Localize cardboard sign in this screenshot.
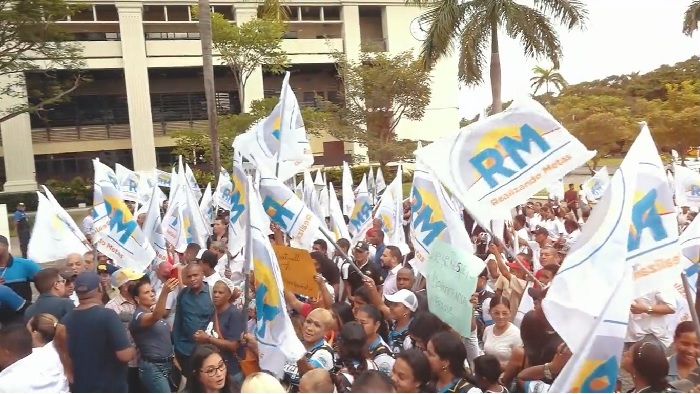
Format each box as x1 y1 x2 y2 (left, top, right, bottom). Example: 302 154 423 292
272 244 319 298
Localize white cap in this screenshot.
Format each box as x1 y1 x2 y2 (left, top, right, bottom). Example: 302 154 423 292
384 289 418 312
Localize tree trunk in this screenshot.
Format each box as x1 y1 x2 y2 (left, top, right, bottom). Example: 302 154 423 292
489 22 503 114
236 71 246 113
198 0 221 173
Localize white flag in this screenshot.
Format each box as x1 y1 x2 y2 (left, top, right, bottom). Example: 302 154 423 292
342 161 355 216
674 164 700 208
582 166 610 202
29 192 90 263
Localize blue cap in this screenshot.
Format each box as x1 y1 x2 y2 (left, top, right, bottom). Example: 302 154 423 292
74 271 100 294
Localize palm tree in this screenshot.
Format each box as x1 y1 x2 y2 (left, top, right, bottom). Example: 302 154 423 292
412 0 587 114
197 0 221 173
530 65 567 95
682 0 700 36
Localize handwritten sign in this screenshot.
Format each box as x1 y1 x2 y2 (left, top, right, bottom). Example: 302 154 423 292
426 240 485 337
272 244 319 298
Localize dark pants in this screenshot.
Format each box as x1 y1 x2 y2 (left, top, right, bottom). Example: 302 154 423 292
175 351 191 380
19 235 29 259
128 367 145 393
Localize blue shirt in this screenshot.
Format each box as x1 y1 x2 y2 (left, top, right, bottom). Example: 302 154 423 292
0 285 25 311
13 210 29 234
173 286 214 356
0 255 40 302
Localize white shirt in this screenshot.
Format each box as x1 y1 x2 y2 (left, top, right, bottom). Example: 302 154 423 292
526 214 542 233
485 253 507 290
81 215 94 236
482 323 523 363
226 252 246 286
542 218 565 237
565 229 582 247
69 292 79 306
382 264 402 296
626 288 677 347
204 271 223 299
0 342 70 392
578 190 588 205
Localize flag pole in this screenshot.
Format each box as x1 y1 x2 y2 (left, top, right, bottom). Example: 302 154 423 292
243 175 254 330
317 225 365 277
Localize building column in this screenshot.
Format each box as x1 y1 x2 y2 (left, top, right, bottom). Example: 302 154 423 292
117 2 157 171
235 5 264 113
0 74 38 192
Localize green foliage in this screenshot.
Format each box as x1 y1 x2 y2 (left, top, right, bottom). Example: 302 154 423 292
172 97 342 170
194 6 289 111
530 65 567 95
0 0 87 122
0 177 92 210
683 0 700 36
326 49 431 167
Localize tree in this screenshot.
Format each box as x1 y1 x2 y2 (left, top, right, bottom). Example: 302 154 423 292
640 81 700 162
205 9 288 112
172 97 341 171
683 0 700 36
530 65 567 95
0 0 85 123
411 0 587 114
326 50 431 169
548 94 637 174
197 0 221 174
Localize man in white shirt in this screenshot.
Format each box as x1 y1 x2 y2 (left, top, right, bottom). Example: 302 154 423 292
197 250 222 298
380 246 402 296
82 208 94 242
626 287 677 350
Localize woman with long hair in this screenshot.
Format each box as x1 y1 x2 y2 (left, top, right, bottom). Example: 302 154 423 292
392 348 432 393
184 345 236 393
334 321 378 392
482 297 521 368
129 278 179 393
622 341 673 393
26 313 70 393
426 331 481 393
408 311 451 351
356 304 394 375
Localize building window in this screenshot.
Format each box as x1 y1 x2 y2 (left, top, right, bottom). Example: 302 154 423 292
145 32 200 40
71 6 96 21
143 5 166 21
212 5 234 20
166 5 190 21
300 6 321 21
322 7 340 21
94 5 119 21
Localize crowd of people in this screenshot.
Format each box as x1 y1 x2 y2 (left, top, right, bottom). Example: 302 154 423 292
0 188 698 394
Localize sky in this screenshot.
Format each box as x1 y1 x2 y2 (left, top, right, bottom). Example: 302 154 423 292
458 0 700 118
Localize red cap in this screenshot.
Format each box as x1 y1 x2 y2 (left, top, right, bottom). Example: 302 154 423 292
507 259 532 272
366 229 376 237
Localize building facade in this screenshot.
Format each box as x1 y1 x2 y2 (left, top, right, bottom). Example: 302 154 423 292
0 0 459 191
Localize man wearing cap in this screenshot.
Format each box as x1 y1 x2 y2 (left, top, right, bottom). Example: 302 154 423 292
59 269 80 306
0 234 40 325
105 268 146 392
12 203 30 259
97 263 118 303
56 271 135 392
345 241 384 300
25 268 75 320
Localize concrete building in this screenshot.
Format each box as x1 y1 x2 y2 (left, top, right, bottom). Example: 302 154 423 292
0 0 459 191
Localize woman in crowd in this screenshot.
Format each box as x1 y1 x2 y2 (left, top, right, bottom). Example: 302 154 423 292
334 321 378 392
385 289 418 353
26 313 70 393
392 348 432 393
241 371 286 393
426 331 482 393
185 345 237 393
194 278 247 385
482 297 522 368
351 285 376 316
622 341 673 393
281 308 335 392
356 304 395 375
129 278 179 393
329 302 355 347
408 311 452 352
667 321 700 382
473 355 508 393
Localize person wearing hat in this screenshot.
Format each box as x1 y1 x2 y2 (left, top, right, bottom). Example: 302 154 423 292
59 269 79 306
25 268 75 321
105 268 146 392
12 202 30 259
0 234 40 326
97 263 118 303
56 271 136 392
345 241 384 300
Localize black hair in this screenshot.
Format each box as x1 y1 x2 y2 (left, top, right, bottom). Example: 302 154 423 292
520 311 561 366
632 341 669 392
310 251 340 286
358 304 389 343
675 321 696 339
473 354 502 385
337 238 351 251
334 321 371 392
350 370 395 393
0 324 33 367
385 245 402 263
185 345 234 393
396 348 432 391
353 285 375 305
34 268 61 294
408 312 450 349
540 264 560 276
489 295 511 311
332 302 355 326
313 239 328 251
428 331 472 382
129 280 150 301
